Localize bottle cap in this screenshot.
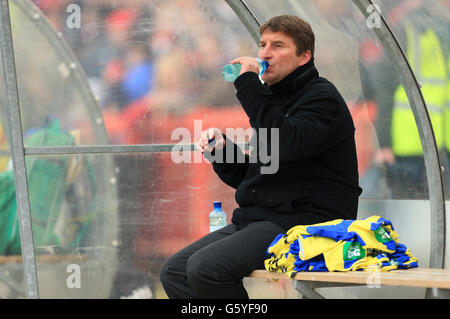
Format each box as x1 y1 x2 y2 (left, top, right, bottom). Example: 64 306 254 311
256 58 269 75
213 201 222 209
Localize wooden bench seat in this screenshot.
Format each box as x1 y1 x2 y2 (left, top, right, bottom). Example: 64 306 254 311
248 268 450 298
0 254 87 265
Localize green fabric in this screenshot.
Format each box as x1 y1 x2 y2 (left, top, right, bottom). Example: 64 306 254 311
0 170 18 254
0 119 76 255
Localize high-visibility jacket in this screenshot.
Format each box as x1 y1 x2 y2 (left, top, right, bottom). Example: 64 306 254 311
391 24 447 156
445 55 450 153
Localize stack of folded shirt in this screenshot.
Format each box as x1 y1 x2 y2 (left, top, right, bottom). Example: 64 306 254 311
265 215 418 278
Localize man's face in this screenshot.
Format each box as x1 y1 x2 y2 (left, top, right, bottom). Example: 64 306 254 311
258 30 308 85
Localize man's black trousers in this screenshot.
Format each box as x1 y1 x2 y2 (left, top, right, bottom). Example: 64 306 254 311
159 221 285 299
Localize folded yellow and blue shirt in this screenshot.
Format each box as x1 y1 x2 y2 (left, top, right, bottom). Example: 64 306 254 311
265 216 418 277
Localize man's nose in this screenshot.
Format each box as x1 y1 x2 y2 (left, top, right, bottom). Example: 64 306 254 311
259 47 272 61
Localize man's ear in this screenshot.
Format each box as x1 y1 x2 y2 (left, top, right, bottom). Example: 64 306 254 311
298 50 312 66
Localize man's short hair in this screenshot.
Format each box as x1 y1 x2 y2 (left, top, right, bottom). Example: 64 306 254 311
259 15 315 57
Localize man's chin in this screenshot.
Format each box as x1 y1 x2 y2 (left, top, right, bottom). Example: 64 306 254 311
261 75 273 85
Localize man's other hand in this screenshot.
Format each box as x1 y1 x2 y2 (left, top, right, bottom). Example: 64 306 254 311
195 128 226 154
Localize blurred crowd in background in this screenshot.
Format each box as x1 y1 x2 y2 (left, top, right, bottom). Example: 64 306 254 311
32 0 252 120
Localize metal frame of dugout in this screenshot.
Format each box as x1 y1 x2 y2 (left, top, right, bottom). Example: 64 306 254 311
0 0 446 298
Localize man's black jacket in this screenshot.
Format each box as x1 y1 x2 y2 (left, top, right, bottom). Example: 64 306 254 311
206 59 362 231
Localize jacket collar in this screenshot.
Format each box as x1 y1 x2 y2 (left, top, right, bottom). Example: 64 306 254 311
267 58 318 96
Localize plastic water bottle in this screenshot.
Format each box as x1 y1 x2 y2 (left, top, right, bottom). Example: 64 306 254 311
209 201 227 233
222 58 269 82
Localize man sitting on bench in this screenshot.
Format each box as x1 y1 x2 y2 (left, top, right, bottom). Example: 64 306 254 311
160 14 362 299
